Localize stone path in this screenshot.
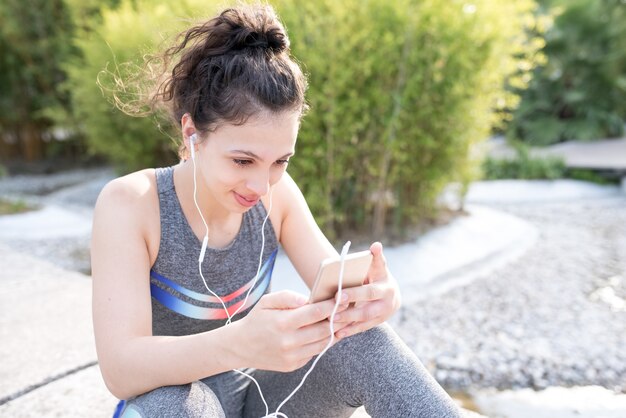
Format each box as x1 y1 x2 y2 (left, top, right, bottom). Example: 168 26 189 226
392 194 626 393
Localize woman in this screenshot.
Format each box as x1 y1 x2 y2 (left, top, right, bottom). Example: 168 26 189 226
91 4 462 417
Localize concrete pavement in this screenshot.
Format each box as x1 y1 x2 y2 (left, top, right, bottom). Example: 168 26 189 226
0 243 117 416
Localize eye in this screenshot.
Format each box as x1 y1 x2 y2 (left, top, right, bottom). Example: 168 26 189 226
275 159 290 166
233 159 253 166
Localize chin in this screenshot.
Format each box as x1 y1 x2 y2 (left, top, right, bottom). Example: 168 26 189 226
235 205 254 213
226 199 255 213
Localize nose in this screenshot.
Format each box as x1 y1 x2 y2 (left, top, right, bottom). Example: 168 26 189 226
246 171 270 196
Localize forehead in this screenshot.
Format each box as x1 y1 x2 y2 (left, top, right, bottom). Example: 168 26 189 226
209 111 300 155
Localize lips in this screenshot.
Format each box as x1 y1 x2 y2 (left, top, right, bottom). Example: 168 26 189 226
233 192 259 208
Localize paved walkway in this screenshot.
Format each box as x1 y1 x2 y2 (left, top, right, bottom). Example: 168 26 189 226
1 167 625 417
0 244 116 416
540 137 626 172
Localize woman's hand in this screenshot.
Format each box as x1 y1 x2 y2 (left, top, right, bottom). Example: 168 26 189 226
332 242 401 339
230 290 350 372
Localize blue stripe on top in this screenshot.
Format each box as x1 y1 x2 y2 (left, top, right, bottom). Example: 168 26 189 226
150 249 277 320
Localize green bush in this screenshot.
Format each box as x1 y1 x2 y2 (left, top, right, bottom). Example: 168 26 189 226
482 141 566 180
275 0 542 237
508 0 626 145
566 168 617 185
66 0 542 238
63 0 213 171
0 198 35 215
482 144 617 184
0 0 74 161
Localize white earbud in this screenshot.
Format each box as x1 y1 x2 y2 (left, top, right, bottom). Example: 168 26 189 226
189 133 198 160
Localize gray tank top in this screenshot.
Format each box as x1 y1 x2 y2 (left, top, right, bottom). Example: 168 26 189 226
150 166 278 336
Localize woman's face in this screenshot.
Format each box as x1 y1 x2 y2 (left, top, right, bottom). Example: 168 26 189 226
194 110 300 213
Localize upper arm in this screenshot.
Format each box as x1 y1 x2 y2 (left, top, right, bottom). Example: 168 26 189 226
273 173 338 289
91 173 157 381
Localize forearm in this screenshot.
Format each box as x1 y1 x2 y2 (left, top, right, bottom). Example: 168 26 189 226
99 324 243 400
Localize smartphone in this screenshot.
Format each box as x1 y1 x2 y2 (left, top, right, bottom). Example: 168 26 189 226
308 250 373 303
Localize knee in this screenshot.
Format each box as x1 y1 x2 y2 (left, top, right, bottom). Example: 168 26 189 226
122 382 225 418
331 323 417 368
337 323 399 351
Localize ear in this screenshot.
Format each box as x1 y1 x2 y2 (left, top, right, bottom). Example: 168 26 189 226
181 113 197 157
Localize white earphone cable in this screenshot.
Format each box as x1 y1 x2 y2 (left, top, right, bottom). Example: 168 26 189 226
226 187 273 325
190 136 231 319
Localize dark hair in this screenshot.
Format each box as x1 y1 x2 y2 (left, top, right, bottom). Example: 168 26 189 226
151 4 307 150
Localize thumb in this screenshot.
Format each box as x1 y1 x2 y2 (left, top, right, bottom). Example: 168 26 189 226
367 242 388 282
258 290 308 310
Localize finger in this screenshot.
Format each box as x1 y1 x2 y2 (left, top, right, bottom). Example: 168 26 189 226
288 299 342 327
370 241 383 257
336 318 382 339
295 318 349 345
331 320 350 334
367 242 388 283
337 302 350 313
332 300 386 323
337 282 391 304
294 329 343 361
259 290 308 310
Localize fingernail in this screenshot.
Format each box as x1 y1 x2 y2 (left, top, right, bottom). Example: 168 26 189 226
333 314 341 321
296 295 307 305
341 293 349 301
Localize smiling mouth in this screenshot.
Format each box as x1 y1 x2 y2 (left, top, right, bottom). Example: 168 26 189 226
234 192 259 207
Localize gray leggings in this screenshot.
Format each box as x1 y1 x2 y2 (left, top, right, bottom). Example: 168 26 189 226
120 324 462 418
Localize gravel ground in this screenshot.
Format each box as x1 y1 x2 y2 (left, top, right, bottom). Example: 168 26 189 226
391 196 626 393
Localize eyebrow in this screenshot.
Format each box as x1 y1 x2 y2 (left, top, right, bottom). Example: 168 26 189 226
229 150 294 161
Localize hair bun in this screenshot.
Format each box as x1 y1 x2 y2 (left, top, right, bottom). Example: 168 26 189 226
220 7 289 53
243 28 288 52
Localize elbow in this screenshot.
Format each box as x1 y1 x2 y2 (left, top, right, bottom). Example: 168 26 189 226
100 364 134 400
104 381 126 401
98 355 146 400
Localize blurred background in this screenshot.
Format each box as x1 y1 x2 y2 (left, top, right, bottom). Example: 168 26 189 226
0 0 625 417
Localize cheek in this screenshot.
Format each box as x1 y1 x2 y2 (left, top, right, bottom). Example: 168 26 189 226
201 160 240 189
270 167 287 185
215 168 244 188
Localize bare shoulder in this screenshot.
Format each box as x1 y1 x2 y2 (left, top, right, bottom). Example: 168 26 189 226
272 172 306 210
96 169 157 210
93 169 160 261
